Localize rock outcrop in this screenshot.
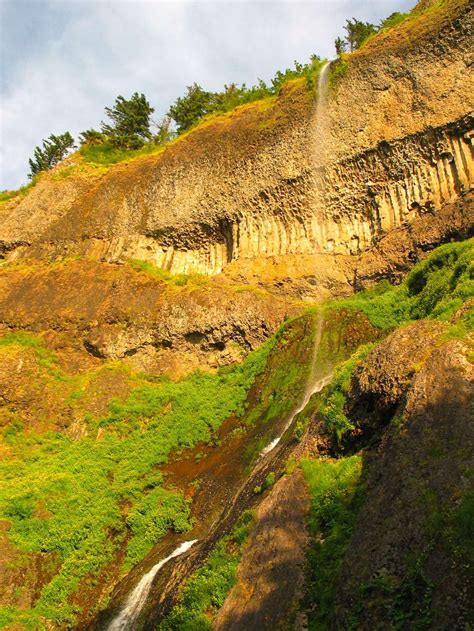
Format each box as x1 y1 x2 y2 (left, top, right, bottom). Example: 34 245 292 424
213 471 310 631
333 324 474 630
0 0 472 282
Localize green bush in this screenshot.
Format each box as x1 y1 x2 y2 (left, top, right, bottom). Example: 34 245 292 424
317 344 375 443
406 240 474 320
379 11 409 32
79 139 164 166
263 471 276 489
300 456 364 630
0 331 275 625
127 259 208 287
453 490 474 562
331 239 474 329
166 57 325 133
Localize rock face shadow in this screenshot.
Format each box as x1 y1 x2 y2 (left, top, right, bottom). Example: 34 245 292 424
214 470 310 631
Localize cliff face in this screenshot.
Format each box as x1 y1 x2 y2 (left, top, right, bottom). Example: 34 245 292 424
0 5 473 628
333 322 474 630
0 0 472 283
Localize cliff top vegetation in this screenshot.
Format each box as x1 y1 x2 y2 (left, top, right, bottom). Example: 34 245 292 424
2 0 465 204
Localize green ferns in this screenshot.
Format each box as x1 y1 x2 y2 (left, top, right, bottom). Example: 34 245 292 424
301 239 474 628
300 456 364 630
318 239 473 442
0 337 275 627
317 344 375 444
333 239 474 329
0 240 472 627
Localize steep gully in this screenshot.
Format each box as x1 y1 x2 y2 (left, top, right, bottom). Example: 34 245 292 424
92 64 334 630
97 313 331 631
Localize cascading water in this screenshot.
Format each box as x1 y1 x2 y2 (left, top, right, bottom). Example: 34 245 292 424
105 64 334 630
260 311 331 457
314 60 331 164
259 372 331 457
108 540 198 631
261 66 332 459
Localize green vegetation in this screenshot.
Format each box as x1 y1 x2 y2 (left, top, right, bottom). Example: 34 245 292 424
328 58 349 88
243 315 318 432
316 240 473 442
0 188 24 203
28 132 75 178
379 11 410 32
0 331 62 377
342 18 377 52
352 558 434 630
263 471 276 489
0 332 276 626
344 482 474 630
317 344 374 443
127 259 208 287
167 56 325 133
100 92 155 149
0 242 471 627
300 456 364 630
333 9 410 56
452 488 474 562
79 137 167 166
79 56 325 167
167 83 217 134
299 240 473 628
78 54 325 169
158 511 254 630
331 240 474 330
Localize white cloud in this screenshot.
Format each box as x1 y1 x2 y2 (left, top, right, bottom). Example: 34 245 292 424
0 0 414 190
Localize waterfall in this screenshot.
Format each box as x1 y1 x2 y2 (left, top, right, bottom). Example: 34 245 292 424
108 539 198 631
260 311 331 457
260 65 333 459
259 373 331 457
314 60 331 167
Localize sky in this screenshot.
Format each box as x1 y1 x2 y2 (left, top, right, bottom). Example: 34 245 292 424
1 0 413 190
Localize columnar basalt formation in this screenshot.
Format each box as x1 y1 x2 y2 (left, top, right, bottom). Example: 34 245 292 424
0 1 472 280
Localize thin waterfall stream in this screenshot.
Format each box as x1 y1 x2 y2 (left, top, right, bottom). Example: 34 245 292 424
314 60 331 163
106 312 332 631
102 65 333 631
107 540 198 630
260 311 331 457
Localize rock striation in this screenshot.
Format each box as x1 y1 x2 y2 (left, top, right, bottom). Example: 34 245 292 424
0 1 472 281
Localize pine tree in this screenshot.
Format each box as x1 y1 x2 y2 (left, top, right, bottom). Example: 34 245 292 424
101 93 154 149
343 18 377 52
153 116 174 145
167 83 214 133
28 132 75 178
335 36 347 57
79 128 105 146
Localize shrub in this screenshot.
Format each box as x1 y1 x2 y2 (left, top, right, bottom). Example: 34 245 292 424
379 11 409 32
317 344 375 443
79 128 106 145
300 456 364 629
331 239 474 329
343 18 377 51
263 471 276 489
0 327 274 625
168 83 216 133
158 511 254 630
